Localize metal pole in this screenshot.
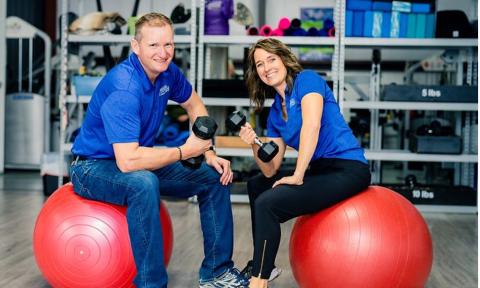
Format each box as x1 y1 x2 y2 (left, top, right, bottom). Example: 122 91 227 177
18 39 22 92
333 0 342 104
28 38 33 92
37 29 52 154
197 0 205 97
58 0 68 187
189 0 196 86
0 0 6 173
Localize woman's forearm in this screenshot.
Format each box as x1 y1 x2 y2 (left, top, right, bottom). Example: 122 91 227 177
252 144 277 177
295 123 320 178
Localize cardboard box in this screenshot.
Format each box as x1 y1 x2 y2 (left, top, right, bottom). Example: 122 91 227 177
215 136 293 150
215 136 268 148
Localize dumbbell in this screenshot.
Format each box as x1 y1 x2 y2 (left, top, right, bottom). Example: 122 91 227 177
405 174 417 189
181 116 218 169
225 111 279 162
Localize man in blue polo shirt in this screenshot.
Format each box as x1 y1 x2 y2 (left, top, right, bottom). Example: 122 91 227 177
70 13 248 288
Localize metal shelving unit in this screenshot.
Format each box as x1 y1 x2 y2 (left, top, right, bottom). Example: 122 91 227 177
69 34 192 45
344 37 478 48
201 97 275 107
57 0 478 211
196 0 342 101
342 101 478 111
337 0 478 213
58 0 197 184
216 147 298 158
364 150 477 163
195 0 343 203
196 1 479 210
202 35 337 46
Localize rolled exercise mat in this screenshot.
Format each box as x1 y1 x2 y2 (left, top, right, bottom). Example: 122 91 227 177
247 26 259 35
278 17 291 30
260 24 273 36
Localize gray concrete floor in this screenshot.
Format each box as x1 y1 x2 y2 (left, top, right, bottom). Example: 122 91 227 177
0 171 477 287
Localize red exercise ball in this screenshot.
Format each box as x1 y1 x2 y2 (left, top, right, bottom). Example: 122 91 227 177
289 186 433 288
33 183 173 288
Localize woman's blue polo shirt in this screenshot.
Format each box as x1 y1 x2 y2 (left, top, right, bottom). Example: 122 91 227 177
266 70 367 164
72 53 192 158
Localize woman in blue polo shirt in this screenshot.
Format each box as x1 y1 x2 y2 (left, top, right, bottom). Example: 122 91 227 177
240 38 371 288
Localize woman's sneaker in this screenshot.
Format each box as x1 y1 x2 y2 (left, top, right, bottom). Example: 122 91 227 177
240 260 282 282
199 267 249 288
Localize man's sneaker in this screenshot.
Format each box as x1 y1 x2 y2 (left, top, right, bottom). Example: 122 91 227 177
240 260 282 282
199 268 249 288
240 260 253 279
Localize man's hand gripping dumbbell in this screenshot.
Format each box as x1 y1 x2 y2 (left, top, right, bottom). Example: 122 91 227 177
225 111 279 162
181 116 217 169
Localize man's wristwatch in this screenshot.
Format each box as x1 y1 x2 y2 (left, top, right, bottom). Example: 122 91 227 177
207 145 216 154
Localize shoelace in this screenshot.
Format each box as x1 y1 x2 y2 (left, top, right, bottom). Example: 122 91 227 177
201 268 247 288
219 271 241 283
217 269 248 286
231 268 249 284
200 268 249 288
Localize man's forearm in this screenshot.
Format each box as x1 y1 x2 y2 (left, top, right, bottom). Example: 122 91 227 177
117 146 181 172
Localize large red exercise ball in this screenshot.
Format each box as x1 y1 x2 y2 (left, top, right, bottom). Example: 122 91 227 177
33 183 173 288
289 185 433 288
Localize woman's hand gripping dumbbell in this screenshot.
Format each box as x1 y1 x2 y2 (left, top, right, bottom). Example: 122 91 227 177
225 111 279 162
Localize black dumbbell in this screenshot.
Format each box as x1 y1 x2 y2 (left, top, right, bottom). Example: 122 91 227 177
225 111 279 162
181 116 218 169
405 174 417 189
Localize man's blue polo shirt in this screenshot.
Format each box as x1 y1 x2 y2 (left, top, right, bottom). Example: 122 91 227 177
267 70 367 164
72 53 192 158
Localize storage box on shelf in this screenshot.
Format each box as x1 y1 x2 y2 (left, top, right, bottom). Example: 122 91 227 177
346 0 436 39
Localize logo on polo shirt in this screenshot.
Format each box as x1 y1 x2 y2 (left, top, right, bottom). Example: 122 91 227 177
289 98 296 108
159 85 170 96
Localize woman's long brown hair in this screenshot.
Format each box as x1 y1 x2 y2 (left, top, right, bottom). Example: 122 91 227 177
245 38 302 110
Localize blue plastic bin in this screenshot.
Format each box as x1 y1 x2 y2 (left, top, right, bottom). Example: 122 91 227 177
72 75 103 96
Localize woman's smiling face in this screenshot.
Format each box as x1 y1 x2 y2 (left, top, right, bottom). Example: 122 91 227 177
253 48 287 90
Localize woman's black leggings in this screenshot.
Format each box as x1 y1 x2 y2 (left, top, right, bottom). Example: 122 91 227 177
247 158 371 279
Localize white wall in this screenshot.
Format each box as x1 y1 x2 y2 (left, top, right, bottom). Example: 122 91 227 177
437 0 478 20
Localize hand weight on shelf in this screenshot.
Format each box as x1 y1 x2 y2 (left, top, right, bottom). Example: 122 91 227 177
181 116 218 169
225 111 279 162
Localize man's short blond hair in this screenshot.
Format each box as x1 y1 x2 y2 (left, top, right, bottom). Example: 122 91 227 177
134 12 173 41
